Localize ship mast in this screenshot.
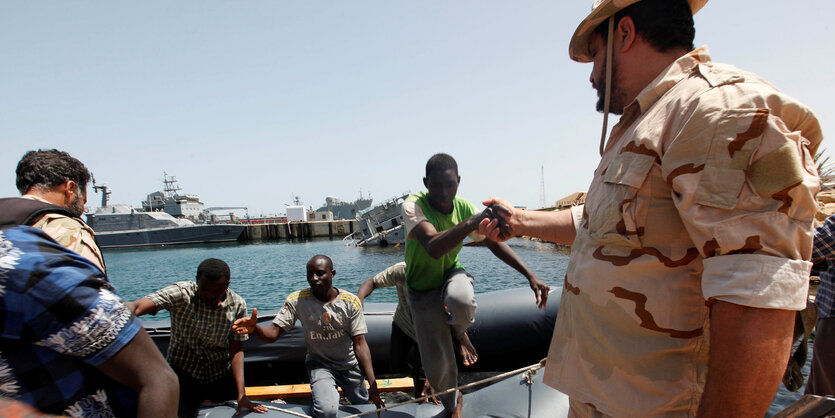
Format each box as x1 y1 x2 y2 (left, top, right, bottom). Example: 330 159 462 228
91 173 111 208
162 172 182 199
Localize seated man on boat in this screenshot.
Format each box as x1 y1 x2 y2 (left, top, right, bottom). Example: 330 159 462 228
358 261 448 401
402 152 549 417
126 258 267 417
0 149 106 273
233 254 384 418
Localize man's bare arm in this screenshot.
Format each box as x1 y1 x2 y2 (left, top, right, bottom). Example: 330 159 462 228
126 298 158 316
97 328 179 418
352 334 384 409
481 197 576 245
484 240 549 308
411 214 485 259
230 340 267 415
697 300 795 417
356 278 376 305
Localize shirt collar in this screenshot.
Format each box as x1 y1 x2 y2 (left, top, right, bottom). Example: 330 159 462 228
218 289 231 309
630 46 712 114
22 194 51 204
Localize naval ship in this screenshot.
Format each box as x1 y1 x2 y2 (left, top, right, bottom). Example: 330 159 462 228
85 174 246 248
315 191 373 220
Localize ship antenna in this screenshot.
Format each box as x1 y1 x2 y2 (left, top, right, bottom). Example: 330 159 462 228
162 172 181 199
90 172 111 208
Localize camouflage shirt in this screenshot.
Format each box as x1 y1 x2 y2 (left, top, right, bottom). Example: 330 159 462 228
542 47 822 417
24 195 106 274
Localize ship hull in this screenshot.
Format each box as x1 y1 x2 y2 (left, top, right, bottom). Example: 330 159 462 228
95 224 245 248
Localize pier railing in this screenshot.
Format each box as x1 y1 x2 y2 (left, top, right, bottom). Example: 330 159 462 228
239 219 356 241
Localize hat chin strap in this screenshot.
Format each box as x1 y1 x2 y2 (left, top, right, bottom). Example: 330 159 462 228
599 16 615 156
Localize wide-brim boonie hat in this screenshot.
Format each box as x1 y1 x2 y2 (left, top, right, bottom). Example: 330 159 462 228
569 0 708 63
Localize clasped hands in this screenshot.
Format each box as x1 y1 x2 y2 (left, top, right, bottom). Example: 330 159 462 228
478 203 513 241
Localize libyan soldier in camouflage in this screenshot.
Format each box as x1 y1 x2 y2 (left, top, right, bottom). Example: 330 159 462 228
0 149 106 273
479 0 822 416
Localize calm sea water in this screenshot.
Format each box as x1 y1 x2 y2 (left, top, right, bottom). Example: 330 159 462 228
102 237 808 415
104 237 570 321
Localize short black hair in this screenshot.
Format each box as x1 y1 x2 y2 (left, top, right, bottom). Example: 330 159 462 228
425 153 458 178
593 0 695 54
16 149 91 195
196 258 231 282
308 254 334 270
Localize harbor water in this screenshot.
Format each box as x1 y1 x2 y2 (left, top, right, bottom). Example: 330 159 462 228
105 237 570 320
103 237 810 415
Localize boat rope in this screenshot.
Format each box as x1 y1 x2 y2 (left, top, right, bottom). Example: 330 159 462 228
262 404 314 417
209 358 547 417
342 358 547 418
202 401 314 418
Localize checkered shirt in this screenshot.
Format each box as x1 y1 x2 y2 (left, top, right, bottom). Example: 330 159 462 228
813 215 835 318
0 226 141 416
147 281 248 383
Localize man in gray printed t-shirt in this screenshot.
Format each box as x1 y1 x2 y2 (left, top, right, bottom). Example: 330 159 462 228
233 254 384 418
274 279 367 371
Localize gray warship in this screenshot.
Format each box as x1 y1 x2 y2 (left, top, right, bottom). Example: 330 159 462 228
85 174 246 248
315 191 373 220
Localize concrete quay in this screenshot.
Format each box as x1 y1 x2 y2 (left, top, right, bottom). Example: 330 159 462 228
239 220 357 241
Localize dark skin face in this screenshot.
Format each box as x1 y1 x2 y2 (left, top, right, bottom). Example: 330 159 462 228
423 168 460 215
307 257 337 302
196 276 229 308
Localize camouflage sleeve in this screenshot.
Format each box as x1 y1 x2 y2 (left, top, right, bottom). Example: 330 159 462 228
35 214 106 273
663 103 819 310
570 204 585 231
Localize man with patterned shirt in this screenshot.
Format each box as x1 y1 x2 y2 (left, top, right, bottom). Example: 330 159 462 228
0 223 178 417
480 0 822 416
806 214 835 396
233 255 384 418
0 149 106 273
127 258 266 417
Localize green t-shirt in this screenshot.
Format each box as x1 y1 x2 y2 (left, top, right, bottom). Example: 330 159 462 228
404 191 477 290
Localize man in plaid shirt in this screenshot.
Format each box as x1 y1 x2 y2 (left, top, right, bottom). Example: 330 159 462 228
807 214 835 396
128 258 267 417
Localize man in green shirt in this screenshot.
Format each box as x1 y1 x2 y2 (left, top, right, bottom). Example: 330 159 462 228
402 153 550 417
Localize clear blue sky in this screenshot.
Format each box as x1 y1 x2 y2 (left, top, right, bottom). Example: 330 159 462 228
1 1 831 216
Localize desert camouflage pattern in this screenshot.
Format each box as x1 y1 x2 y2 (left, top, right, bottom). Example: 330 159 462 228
543 47 822 417
30 211 106 274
